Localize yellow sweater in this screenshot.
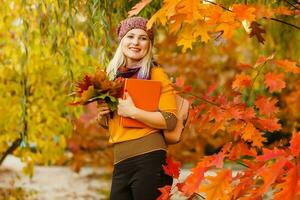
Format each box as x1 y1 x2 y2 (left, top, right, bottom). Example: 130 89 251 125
108 66 177 144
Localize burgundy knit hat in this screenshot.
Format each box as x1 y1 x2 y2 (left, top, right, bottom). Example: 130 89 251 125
117 16 154 43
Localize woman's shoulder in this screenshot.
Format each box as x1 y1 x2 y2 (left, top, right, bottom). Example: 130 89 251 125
150 64 170 83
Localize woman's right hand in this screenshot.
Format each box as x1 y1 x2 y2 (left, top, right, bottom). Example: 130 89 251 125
97 101 111 119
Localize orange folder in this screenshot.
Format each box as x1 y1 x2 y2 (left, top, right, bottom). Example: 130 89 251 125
120 78 161 128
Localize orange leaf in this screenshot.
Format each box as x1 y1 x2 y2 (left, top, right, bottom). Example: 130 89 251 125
229 142 257 160
209 106 225 123
290 130 300 157
254 53 275 68
276 59 300 74
257 157 287 195
255 96 279 117
275 6 293 16
256 118 282 132
162 157 181 179
128 0 152 17
176 24 195 52
210 143 232 168
157 185 171 200
178 164 206 197
193 21 211 43
216 21 240 39
256 148 286 162
176 0 205 23
206 5 223 24
264 73 286 93
274 164 300 200
232 4 256 22
232 74 252 91
241 107 256 121
199 169 233 200
242 122 266 147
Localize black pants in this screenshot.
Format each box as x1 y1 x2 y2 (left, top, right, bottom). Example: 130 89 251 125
110 150 173 200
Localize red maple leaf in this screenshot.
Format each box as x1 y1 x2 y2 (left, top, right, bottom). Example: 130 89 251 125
162 156 181 179
255 96 279 117
232 74 252 91
264 73 286 93
276 59 300 74
290 130 300 157
157 185 171 200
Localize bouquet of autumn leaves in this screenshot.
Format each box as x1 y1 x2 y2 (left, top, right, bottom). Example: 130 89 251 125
69 69 124 112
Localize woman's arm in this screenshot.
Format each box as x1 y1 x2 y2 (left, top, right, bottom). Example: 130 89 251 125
118 92 173 129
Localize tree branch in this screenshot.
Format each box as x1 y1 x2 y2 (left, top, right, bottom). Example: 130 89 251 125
284 0 300 10
0 138 22 165
269 17 300 30
203 0 300 30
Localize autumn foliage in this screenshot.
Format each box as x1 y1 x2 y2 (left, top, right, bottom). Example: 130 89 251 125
0 0 299 199
157 54 300 199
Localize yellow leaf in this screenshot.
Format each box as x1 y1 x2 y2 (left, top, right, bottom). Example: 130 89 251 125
176 0 205 23
176 24 195 52
193 21 210 43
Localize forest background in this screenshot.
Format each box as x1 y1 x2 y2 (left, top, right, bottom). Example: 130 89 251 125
0 0 299 199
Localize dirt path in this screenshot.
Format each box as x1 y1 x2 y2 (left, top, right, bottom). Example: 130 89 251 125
0 156 111 200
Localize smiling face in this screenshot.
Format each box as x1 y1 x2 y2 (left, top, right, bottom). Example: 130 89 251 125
121 28 150 67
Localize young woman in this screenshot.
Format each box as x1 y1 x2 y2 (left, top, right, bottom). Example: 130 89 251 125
97 16 178 200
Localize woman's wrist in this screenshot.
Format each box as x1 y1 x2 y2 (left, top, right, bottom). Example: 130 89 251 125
130 107 140 119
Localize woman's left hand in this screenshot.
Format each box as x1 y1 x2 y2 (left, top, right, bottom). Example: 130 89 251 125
118 92 139 118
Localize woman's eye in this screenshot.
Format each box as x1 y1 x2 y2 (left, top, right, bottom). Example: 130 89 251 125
127 35 134 38
141 37 147 40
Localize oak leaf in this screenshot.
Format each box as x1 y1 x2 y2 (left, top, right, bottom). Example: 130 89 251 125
264 73 286 93
249 21 266 44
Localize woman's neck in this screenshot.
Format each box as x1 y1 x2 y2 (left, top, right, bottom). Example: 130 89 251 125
126 59 140 69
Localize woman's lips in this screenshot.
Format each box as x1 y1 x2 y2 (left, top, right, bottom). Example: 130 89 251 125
129 47 141 52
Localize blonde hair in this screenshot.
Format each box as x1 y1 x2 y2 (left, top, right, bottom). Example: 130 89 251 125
106 37 153 80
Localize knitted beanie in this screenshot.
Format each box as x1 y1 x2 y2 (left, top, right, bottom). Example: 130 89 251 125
117 16 154 43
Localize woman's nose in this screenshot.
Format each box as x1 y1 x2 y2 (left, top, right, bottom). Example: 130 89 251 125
132 37 139 45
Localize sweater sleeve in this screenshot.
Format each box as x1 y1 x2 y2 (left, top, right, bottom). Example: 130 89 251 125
151 66 177 117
